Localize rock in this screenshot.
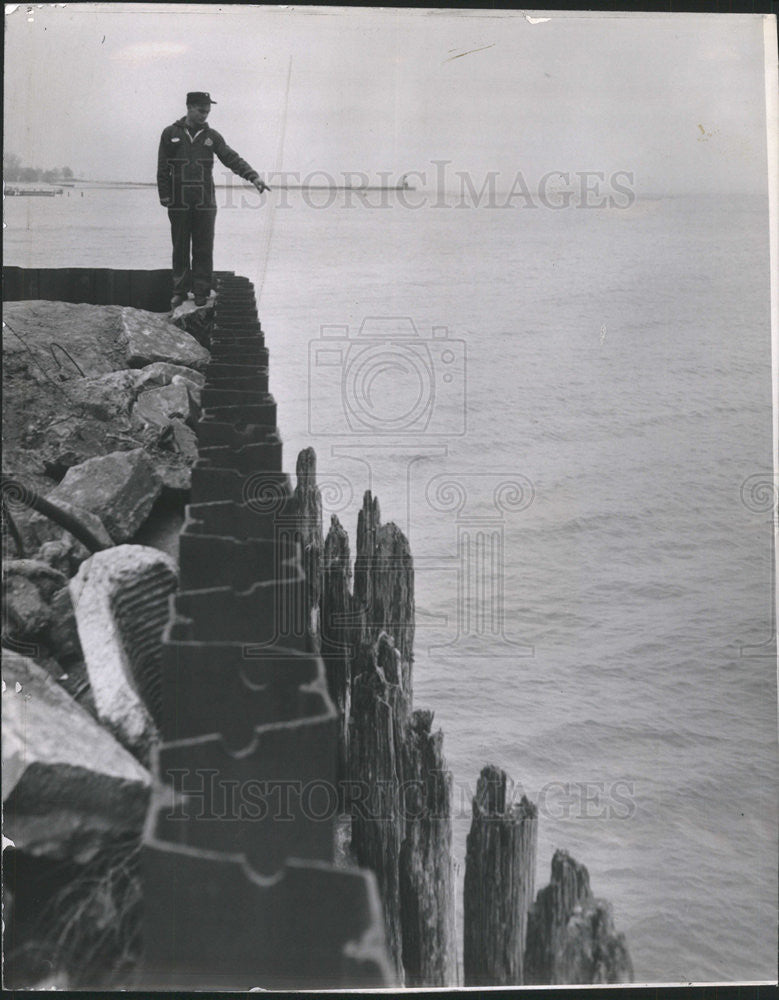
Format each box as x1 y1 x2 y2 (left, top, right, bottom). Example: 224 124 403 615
133 361 206 393
119 307 210 372
2 563 83 669
28 501 114 574
153 461 192 494
2 303 206 516
132 383 197 431
171 374 202 412
171 370 203 390
2 302 138 495
3 558 68 596
2 559 68 645
168 418 199 462
171 296 215 321
68 370 138 422
3 301 125 380
3 574 50 642
35 539 75 576
171 298 215 348
46 450 161 544
69 545 178 759
2 651 151 864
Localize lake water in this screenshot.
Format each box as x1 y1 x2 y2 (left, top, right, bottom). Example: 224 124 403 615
4 184 777 983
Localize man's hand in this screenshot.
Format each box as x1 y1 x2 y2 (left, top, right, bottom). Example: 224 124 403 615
252 178 270 194
160 197 172 207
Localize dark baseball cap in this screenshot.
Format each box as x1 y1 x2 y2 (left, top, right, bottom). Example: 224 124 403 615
186 91 217 105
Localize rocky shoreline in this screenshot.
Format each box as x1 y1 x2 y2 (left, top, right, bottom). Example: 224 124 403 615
3 299 214 986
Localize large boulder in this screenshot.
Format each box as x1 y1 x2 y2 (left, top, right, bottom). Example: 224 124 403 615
2 301 208 504
2 651 151 863
3 301 125 379
3 303 135 487
69 545 178 759
119 307 210 371
45 449 161 544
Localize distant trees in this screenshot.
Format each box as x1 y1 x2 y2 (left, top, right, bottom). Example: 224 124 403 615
3 152 22 179
3 152 75 183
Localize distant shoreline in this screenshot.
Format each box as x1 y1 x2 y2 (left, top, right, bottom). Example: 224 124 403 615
4 180 415 192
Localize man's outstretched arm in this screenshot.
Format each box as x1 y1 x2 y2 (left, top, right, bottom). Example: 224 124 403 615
212 131 269 192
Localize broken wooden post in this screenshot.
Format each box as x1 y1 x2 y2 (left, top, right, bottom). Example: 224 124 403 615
293 447 323 645
321 514 353 793
348 641 406 983
353 491 380 639
463 764 538 986
353 491 414 674
399 709 456 987
346 492 455 987
524 849 633 985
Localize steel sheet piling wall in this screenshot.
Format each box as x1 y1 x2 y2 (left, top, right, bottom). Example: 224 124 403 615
138 274 392 989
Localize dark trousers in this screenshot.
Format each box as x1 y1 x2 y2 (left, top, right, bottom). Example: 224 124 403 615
168 205 217 298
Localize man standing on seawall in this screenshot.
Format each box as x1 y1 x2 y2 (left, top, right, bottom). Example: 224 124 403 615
157 91 268 309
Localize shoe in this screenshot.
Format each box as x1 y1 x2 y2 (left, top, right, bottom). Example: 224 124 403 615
170 294 186 309
194 295 208 307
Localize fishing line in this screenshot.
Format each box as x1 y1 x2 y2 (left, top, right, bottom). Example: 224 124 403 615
256 56 292 305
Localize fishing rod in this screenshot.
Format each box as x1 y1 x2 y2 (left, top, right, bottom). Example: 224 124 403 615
256 56 293 306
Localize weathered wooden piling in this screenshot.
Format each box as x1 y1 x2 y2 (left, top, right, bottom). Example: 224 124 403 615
304 474 632 990
524 850 633 985
321 514 353 788
293 447 323 645
353 491 380 631
348 642 406 982
399 710 456 987
463 764 538 986
344 492 454 986
353 492 414 675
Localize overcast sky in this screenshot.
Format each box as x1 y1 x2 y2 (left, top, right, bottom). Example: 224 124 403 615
3 5 773 194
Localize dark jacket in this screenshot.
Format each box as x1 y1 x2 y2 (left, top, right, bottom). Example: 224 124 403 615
157 117 259 208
